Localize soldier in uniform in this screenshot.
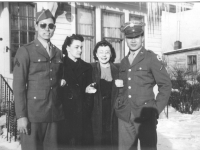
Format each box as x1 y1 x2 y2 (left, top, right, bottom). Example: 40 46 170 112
13 9 65 150
115 21 172 150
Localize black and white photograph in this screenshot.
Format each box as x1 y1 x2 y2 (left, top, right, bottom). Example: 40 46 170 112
0 1 200 150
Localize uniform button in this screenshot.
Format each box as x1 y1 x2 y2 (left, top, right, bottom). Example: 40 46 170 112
144 102 147 105
128 77 131 80
128 95 131 98
50 87 53 90
50 61 52 63
139 67 142 70
50 78 52 80
38 59 41 62
128 86 131 89
34 97 36 99
129 69 131 72
50 69 52 72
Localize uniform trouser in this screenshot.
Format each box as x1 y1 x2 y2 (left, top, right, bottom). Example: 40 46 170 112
20 122 59 150
118 112 157 150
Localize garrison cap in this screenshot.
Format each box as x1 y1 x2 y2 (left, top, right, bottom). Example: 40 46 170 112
121 21 145 38
36 9 54 23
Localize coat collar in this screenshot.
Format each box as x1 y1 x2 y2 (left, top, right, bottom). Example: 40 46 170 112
130 47 146 67
34 39 57 60
93 62 118 81
64 57 91 80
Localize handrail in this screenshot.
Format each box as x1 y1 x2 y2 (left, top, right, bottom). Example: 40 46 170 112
0 74 17 142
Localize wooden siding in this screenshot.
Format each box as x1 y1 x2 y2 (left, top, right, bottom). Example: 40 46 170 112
51 10 71 50
165 50 200 71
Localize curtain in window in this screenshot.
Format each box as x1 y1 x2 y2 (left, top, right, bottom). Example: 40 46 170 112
77 8 93 36
77 8 94 62
103 12 121 38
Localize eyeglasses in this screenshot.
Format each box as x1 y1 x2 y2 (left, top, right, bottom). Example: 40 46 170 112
39 23 55 29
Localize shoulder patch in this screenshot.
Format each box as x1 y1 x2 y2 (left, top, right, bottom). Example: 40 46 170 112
14 58 20 67
157 55 162 61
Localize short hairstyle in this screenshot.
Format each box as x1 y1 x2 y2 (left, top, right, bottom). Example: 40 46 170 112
62 34 84 56
93 40 116 63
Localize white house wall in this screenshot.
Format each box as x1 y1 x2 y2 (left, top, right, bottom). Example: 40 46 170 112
162 3 200 53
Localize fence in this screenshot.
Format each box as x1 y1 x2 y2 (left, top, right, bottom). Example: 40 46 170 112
0 74 17 142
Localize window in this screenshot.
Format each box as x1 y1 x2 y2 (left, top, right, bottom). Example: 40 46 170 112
76 6 95 63
10 2 36 72
102 10 124 63
187 55 197 72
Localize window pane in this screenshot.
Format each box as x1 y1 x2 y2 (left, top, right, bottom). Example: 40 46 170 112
28 5 34 17
10 3 18 15
11 16 19 30
103 12 121 38
28 19 35 31
20 17 27 30
19 3 27 17
77 8 94 36
77 7 95 63
11 31 19 43
29 32 35 42
81 37 94 62
193 56 196 64
20 31 27 44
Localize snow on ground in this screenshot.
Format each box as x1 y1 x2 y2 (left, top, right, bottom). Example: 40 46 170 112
0 106 200 150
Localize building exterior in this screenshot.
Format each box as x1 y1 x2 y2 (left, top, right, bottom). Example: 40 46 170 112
164 46 200 78
0 2 192 86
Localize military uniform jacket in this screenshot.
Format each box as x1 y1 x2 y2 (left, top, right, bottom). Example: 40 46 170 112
13 39 64 122
115 47 172 123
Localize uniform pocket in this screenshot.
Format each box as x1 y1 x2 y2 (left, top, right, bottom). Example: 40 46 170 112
32 57 47 63
54 59 63 64
27 90 46 100
134 65 148 85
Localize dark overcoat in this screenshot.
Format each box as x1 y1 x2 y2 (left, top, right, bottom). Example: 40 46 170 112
13 39 64 122
115 47 172 130
91 62 119 148
58 56 94 146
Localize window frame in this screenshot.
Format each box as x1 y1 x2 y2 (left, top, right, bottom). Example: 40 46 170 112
75 4 96 63
9 2 36 73
187 55 197 72
101 9 125 63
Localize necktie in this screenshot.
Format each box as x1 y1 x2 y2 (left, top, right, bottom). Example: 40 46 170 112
128 52 135 65
46 42 51 57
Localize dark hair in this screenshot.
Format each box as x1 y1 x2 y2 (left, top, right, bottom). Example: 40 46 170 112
62 34 84 56
93 40 116 63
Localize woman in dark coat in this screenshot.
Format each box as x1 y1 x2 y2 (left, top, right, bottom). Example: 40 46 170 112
91 40 119 150
58 34 94 149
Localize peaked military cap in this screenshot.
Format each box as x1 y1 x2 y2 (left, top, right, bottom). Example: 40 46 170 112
121 21 145 38
36 9 54 22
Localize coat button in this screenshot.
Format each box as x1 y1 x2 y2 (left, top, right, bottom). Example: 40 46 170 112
129 69 131 72
50 69 52 72
128 77 131 80
139 67 142 70
50 78 52 80
128 95 131 98
50 87 53 90
50 61 52 63
128 86 131 89
38 59 41 62
144 102 147 105
34 97 36 99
